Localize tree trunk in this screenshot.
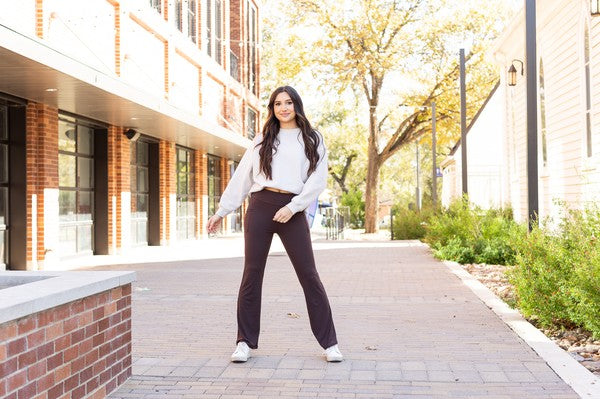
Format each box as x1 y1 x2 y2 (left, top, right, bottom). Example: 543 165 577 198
364 156 380 233
363 75 382 233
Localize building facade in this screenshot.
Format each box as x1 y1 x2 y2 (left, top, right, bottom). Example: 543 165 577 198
0 0 261 270
491 0 600 223
440 82 505 209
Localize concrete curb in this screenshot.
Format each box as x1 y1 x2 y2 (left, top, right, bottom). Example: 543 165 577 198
443 259 600 398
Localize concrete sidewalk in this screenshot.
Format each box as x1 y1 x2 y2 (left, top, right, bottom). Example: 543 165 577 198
94 240 579 398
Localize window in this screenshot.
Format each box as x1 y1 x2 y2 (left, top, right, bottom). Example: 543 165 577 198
230 51 239 81
149 0 161 13
176 147 196 240
131 141 150 246
205 0 223 64
205 0 212 57
207 154 221 217
584 22 593 157
539 59 548 168
174 0 183 32
58 117 95 256
247 1 257 94
187 0 197 43
247 108 257 140
215 0 222 64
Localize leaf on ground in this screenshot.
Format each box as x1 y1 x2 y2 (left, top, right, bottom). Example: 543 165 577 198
287 312 300 318
365 345 378 351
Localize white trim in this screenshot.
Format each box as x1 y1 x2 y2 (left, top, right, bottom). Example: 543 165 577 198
0 270 136 324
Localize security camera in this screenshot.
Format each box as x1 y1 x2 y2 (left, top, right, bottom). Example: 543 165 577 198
124 128 140 141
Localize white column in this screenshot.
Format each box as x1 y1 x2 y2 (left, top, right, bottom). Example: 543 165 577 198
42 188 59 270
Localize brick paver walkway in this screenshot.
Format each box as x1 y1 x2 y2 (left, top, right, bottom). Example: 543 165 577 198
97 240 577 398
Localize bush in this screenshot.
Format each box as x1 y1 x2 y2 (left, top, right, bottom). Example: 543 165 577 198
391 206 435 240
424 199 521 265
508 205 600 337
340 188 365 229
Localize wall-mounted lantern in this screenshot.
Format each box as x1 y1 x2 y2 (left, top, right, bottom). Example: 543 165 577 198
508 59 524 86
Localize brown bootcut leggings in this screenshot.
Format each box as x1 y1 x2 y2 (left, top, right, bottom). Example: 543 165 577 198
237 189 338 350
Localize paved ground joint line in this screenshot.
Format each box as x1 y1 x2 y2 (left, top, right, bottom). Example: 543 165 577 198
443 259 600 398
101 239 580 399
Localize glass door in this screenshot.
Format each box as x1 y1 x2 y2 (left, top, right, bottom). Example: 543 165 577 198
58 117 95 256
176 146 196 240
131 140 149 246
207 154 221 217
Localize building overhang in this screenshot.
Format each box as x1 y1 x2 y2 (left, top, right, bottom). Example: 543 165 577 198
0 23 249 161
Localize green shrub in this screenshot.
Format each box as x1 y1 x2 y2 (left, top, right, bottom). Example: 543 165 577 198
508 205 600 338
424 199 520 265
340 188 365 229
391 206 435 240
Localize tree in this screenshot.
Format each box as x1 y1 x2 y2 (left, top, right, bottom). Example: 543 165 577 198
267 0 516 232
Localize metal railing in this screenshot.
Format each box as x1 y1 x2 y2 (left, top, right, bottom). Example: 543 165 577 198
323 206 350 240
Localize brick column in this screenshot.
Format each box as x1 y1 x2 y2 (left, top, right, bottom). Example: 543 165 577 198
107 127 131 254
26 102 58 270
35 0 43 39
159 140 176 244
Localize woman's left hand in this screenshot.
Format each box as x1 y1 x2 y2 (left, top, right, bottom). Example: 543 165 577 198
273 206 294 223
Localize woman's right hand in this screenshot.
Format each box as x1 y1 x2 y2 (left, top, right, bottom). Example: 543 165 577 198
206 215 223 234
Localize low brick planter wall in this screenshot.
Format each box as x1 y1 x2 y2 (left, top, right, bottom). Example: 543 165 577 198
0 271 135 399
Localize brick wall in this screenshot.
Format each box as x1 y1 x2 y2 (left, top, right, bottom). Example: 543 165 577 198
26 102 58 267
0 285 132 399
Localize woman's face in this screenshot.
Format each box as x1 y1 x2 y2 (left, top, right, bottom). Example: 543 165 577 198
273 91 296 126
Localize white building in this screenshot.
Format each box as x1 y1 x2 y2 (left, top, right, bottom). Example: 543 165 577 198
443 0 600 223
492 0 600 223
440 82 506 209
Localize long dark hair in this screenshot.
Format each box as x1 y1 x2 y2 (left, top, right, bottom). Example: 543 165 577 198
257 86 322 180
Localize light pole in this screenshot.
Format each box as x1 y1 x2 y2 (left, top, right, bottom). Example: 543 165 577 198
460 48 468 196
406 102 437 211
419 102 437 207
525 0 538 230
415 140 421 211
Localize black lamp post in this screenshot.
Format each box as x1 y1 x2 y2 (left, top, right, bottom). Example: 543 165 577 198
592 0 600 15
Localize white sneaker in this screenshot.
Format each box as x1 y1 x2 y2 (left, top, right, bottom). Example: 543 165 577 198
324 344 343 362
230 341 251 362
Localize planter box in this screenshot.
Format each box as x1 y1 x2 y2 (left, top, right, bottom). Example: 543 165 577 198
0 270 136 399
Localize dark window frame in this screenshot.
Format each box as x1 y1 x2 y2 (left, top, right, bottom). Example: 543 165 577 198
0 105 9 268
207 154 222 217
176 146 196 240
130 140 150 246
247 1 257 94
58 116 98 256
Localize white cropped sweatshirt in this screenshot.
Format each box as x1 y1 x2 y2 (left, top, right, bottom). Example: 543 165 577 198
215 128 328 218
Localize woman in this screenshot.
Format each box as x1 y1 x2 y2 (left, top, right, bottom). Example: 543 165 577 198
206 86 343 363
